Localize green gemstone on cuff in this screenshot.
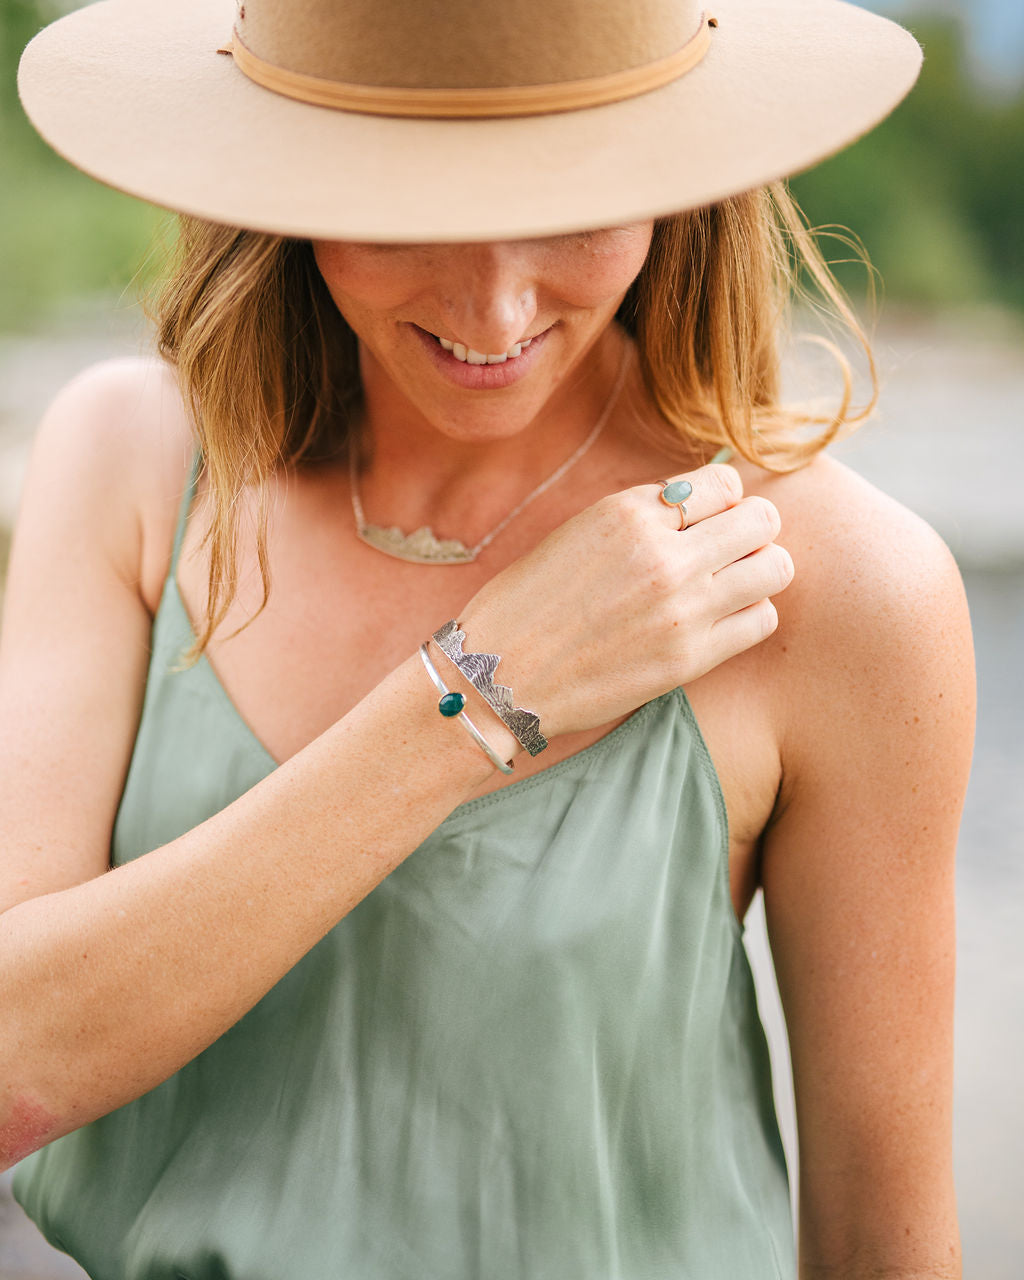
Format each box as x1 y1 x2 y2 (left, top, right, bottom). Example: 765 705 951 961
438 691 466 717
662 480 693 504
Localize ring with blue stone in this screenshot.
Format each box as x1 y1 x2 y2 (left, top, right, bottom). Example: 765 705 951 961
659 479 693 530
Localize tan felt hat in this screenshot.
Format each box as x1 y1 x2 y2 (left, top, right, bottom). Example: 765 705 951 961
18 0 922 243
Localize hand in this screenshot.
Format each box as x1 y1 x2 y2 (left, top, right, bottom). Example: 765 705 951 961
457 464 794 738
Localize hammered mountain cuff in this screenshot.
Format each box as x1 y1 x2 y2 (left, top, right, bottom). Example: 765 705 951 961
432 620 549 756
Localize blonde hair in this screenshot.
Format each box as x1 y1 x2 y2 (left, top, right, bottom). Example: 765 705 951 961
155 182 875 657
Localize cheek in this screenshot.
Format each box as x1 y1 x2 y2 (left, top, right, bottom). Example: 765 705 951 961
553 224 654 309
311 241 417 315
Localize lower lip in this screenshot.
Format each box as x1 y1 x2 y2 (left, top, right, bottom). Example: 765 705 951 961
412 324 550 390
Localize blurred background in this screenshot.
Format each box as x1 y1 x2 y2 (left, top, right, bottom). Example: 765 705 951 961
1 1 1021 1276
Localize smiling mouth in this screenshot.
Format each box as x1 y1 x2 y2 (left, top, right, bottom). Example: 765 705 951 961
423 329 539 365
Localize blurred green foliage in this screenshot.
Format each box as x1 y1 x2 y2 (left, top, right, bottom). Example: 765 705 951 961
0 0 167 332
789 15 1024 311
0 2 1022 331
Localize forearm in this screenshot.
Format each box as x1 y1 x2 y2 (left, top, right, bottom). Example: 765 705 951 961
0 652 517 1165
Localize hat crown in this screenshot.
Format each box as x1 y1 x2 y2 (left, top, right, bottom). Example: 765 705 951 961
237 0 704 89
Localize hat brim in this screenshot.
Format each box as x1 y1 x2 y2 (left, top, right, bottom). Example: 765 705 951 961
18 0 921 243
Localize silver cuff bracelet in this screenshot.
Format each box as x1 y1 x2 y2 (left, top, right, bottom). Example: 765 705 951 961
432 620 548 757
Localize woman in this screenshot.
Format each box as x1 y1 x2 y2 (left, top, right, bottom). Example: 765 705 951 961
3 1 972 1277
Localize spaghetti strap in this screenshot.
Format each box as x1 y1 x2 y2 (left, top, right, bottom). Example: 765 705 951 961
170 448 203 573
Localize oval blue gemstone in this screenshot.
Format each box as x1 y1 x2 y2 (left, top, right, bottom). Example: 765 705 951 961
438 692 466 717
662 480 693 504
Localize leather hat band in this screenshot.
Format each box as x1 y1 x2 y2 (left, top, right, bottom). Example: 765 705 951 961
220 14 716 120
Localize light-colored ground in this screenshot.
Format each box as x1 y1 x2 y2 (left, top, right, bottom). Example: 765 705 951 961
1 302 1022 1278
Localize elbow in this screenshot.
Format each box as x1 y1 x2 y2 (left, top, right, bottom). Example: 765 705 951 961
0 1090 63 1173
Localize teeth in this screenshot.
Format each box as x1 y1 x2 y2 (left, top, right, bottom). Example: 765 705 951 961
438 334 537 364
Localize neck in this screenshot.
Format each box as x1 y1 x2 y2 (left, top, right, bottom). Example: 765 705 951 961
353 325 631 543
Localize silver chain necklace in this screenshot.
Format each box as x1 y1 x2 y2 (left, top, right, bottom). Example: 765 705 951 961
349 345 630 565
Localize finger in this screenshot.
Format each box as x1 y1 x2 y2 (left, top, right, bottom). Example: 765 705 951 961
683 495 783 573
649 463 743 530
710 541 794 614
707 597 780 663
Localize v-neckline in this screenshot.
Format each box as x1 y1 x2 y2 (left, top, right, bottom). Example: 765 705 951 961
165 572 708 827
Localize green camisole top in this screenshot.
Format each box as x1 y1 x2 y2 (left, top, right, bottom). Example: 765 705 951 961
15 460 795 1279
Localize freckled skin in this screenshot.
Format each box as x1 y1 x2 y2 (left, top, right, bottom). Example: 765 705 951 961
310 228 654 448
0 1094 59 1169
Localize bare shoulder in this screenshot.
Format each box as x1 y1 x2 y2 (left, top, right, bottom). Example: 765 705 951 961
745 452 974 786
25 355 194 611
752 452 968 663
32 354 188 467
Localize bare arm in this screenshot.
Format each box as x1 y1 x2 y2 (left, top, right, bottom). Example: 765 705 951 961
0 363 526 1164
761 478 973 1279
0 362 791 1168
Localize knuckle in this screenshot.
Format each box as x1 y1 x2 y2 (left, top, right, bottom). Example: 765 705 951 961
610 487 650 527
594 490 642 540
593 491 624 520
744 496 781 541
702 462 743 507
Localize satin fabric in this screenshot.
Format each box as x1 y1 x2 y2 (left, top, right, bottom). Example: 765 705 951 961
15 462 794 1279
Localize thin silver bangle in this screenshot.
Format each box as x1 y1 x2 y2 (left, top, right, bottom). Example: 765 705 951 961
418 644 515 775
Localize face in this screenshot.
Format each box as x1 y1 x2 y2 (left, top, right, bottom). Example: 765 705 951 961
311 224 654 443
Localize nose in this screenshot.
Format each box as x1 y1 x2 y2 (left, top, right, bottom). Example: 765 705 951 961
435 243 539 354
